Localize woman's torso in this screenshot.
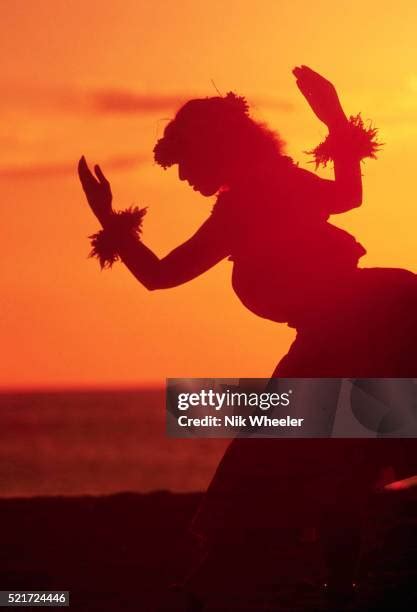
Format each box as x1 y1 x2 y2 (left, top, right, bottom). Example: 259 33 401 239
212 162 366 326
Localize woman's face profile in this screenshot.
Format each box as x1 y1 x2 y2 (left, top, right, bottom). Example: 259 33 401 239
177 146 226 197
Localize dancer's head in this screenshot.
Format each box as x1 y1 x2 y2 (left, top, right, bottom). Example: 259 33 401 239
153 93 284 196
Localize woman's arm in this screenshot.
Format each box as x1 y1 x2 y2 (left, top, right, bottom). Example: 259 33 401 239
78 157 229 290
293 66 362 214
332 142 362 211
110 216 230 290
315 143 362 214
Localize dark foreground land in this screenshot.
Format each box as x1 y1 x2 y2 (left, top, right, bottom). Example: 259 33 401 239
0 491 416 611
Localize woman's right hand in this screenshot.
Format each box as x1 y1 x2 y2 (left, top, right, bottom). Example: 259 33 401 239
293 65 348 130
78 156 114 226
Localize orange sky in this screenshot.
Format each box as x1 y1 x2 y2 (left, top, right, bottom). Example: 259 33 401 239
1 0 416 389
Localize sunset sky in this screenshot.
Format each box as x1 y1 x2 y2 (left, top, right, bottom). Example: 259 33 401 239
1 0 416 389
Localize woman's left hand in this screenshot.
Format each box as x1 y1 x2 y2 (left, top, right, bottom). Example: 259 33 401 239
78 156 113 226
293 65 347 130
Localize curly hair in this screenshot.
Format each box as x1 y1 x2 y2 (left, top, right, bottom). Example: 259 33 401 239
153 92 285 174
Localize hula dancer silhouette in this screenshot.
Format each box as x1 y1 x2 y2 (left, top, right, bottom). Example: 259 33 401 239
79 66 416 606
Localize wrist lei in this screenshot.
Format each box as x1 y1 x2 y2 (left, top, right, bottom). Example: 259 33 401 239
89 206 146 269
308 114 382 168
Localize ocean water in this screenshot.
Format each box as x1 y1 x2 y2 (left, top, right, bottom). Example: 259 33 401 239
0 389 228 497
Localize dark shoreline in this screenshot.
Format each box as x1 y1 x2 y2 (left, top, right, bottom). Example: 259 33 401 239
0 490 415 611
0 492 201 611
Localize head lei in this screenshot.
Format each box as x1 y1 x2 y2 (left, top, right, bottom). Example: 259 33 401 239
153 92 251 169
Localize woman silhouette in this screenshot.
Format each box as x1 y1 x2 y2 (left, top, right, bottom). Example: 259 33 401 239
79 66 416 605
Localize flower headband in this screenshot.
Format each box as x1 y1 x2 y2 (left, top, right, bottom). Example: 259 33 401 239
153 92 250 169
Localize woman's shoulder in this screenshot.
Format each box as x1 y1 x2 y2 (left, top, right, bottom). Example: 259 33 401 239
209 188 255 240
289 164 324 188
210 160 328 221
210 189 240 220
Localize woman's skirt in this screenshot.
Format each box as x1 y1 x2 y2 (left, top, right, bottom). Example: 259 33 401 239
191 267 417 540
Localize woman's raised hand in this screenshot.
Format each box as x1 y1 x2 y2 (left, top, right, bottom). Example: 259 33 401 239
293 65 347 129
78 156 113 226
